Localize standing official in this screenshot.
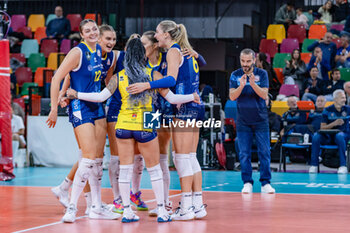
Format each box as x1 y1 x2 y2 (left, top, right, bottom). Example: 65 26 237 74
229 49 275 194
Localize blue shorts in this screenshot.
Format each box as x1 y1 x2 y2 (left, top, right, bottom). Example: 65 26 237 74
106 97 121 123
115 129 157 143
174 102 205 121
155 95 173 124
68 100 105 128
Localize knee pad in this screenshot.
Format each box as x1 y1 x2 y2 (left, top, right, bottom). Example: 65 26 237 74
190 153 201 174
174 153 193 178
119 164 133 183
74 158 93 186
147 164 163 182
133 154 144 174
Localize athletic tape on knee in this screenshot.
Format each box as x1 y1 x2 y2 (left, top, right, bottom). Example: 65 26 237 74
119 164 133 183
174 153 193 178
147 164 163 182
74 158 94 187
133 154 144 174
190 152 202 174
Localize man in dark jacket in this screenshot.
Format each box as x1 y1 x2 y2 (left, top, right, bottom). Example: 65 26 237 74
302 66 325 102
307 47 331 81
46 6 71 40
323 68 345 101
274 1 296 28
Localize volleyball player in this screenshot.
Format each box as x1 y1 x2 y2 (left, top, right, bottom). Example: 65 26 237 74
126 20 207 220
141 30 207 217
66 38 199 222
46 19 120 223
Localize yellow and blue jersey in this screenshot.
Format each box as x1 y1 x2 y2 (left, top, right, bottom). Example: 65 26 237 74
115 69 153 131
169 43 204 120
68 42 104 126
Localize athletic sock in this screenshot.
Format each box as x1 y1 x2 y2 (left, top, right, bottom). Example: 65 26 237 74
59 177 73 192
119 164 133 208
84 192 92 208
147 164 164 207
192 191 203 209
89 158 103 209
109 155 120 200
181 192 193 210
70 158 94 208
132 154 144 194
159 153 170 202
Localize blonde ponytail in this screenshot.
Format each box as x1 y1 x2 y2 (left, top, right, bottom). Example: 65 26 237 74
158 20 193 51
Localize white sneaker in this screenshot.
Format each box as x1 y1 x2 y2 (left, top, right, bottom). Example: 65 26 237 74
194 204 207 219
62 204 77 223
122 207 139 223
157 206 172 222
149 201 173 216
309 166 318 173
171 206 195 221
241 183 253 194
261 184 275 194
51 186 69 208
338 166 348 174
89 205 121 220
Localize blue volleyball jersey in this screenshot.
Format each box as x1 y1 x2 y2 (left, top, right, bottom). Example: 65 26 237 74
322 105 350 132
69 42 103 121
101 50 116 81
229 67 269 125
169 43 203 120
106 51 125 121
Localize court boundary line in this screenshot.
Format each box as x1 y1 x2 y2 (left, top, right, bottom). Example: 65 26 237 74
12 193 182 233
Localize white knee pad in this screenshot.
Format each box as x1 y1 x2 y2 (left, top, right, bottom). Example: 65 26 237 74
190 152 202 174
118 164 133 183
74 158 93 187
147 164 163 182
133 154 144 174
174 153 193 178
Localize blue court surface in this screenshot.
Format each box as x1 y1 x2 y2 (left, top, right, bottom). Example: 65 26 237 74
2 167 350 195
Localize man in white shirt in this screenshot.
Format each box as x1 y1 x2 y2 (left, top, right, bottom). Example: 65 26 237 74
11 104 26 165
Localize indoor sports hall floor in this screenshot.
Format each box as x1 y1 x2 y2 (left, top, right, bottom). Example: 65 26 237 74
1 167 350 233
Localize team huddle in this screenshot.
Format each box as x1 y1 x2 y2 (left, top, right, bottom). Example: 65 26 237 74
46 19 207 223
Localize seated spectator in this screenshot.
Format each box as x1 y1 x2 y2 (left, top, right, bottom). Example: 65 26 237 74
302 66 325 102
11 103 26 166
307 47 332 81
301 66 324 103
308 95 327 132
294 7 309 28
304 9 314 27
11 98 25 122
283 49 307 88
280 96 308 137
332 0 350 24
335 34 350 68
344 81 350 105
323 68 345 101
309 89 350 174
307 32 337 68
256 52 281 99
274 1 296 28
46 6 71 40
318 1 333 24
